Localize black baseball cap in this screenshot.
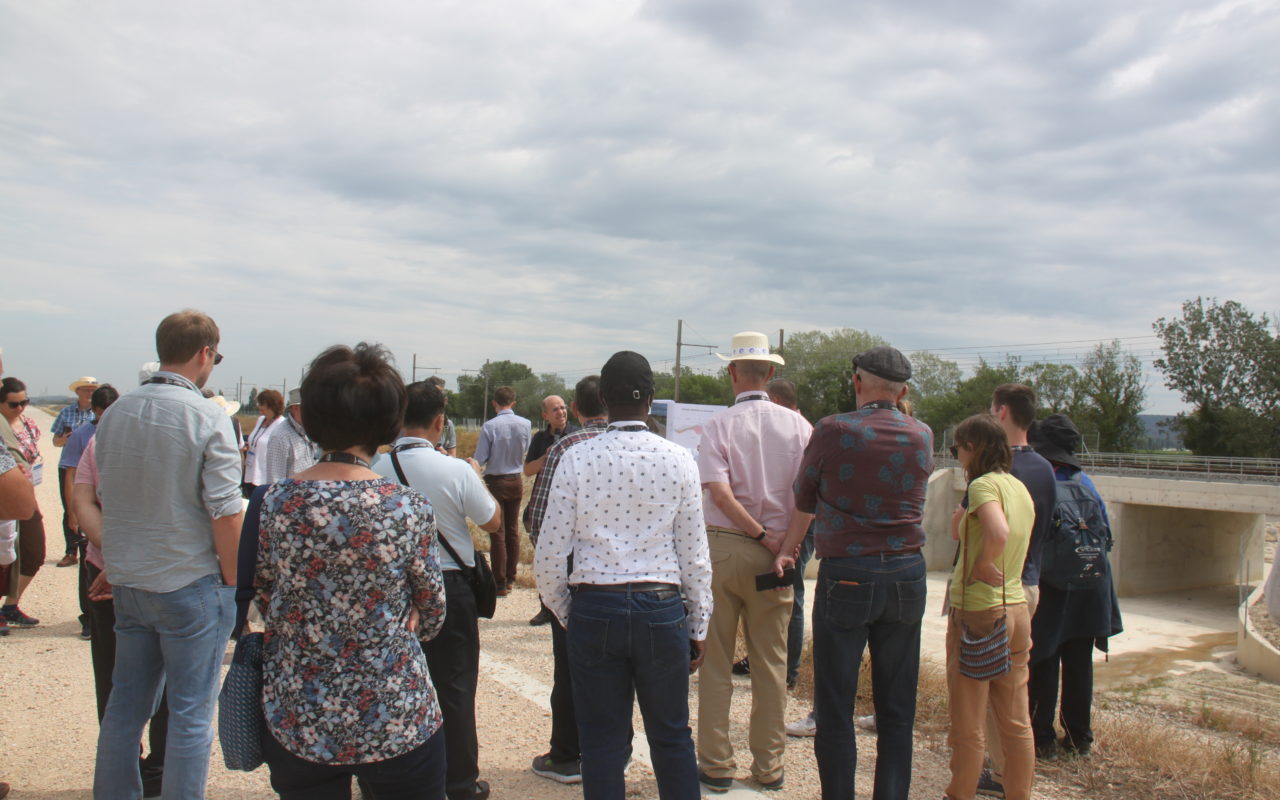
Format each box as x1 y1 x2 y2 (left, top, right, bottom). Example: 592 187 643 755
600 351 655 404
1029 413 1083 469
853 346 912 382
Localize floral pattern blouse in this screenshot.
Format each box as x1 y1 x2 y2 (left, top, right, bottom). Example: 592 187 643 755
255 478 445 764
12 415 40 465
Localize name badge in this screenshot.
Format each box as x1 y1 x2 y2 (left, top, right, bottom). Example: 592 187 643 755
29 461 43 486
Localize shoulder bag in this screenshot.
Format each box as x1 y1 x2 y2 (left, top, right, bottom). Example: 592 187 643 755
391 450 498 619
218 484 271 771
956 480 1012 682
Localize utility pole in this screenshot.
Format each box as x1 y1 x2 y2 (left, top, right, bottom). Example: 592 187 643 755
482 359 491 421
779 329 785 363
674 320 683 402
237 376 243 405
411 355 439 383
673 319 718 402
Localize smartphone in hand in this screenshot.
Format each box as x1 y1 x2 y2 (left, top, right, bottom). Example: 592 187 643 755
755 568 795 591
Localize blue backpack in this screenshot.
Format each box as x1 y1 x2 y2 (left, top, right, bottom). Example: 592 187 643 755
1041 473 1112 590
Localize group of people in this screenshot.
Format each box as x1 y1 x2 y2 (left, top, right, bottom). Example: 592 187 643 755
0 318 1123 800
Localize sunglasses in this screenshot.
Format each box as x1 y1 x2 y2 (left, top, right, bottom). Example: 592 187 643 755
6 399 30 409
208 346 224 366
949 444 961 458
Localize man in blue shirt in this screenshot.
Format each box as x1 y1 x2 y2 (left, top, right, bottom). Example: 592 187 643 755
474 386 531 595
60 384 120 640
52 376 100 567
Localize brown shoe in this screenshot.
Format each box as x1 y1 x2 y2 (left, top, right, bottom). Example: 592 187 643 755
496 585 510 597
56 553 78 567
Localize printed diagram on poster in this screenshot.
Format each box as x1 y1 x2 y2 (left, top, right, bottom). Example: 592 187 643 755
652 400 726 464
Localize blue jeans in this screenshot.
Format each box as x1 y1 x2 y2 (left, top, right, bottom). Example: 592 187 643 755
812 552 927 800
568 589 699 800
786 528 816 684
95 573 237 800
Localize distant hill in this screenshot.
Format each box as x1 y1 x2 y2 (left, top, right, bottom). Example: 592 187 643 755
1138 413 1183 450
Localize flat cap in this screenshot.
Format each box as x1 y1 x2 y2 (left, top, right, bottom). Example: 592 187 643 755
853 346 912 382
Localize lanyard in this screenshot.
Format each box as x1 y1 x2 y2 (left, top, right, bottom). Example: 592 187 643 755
735 393 769 404
859 400 896 411
146 375 199 395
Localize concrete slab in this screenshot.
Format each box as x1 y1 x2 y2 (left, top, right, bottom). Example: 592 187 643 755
921 467 1280 597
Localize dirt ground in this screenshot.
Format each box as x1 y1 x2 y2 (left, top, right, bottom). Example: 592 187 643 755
3 407 1278 798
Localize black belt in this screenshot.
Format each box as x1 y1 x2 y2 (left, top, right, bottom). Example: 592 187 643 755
574 582 679 596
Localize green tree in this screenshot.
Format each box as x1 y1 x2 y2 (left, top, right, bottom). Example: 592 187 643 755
247 387 258 408
1153 297 1280 456
777 328 885 420
1022 362 1082 416
654 370 732 406
454 360 535 420
915 359 1021 440
909 351 962 403
1075 340 1146 451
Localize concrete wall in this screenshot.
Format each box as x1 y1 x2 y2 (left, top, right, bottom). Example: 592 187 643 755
920 466 1279 597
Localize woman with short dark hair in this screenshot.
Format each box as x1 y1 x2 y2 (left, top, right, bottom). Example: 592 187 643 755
253 343 447 799
242 389 286 498
944 413 1036 800
0 376 47 630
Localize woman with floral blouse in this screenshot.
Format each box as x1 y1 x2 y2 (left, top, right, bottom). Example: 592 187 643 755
254 343 447 800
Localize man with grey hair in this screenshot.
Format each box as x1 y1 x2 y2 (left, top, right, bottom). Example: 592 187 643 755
773 346 935 800
261 387 317 482
696 332 812 794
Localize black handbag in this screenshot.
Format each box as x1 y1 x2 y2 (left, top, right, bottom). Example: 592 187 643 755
391 450 498 619
218 484 271 771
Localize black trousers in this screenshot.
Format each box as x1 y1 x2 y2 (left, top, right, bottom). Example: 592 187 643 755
423 571 482 800
86 561 169 789
57 465 82 556
1028 637 1095 752
547 616 579 762
265 726 446 800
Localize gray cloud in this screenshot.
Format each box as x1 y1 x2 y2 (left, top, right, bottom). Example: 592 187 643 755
1 0 1276 414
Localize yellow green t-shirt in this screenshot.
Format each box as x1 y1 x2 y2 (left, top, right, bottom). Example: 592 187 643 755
949 471 1034 611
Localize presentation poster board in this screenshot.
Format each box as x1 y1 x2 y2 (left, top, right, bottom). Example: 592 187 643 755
661 401 726 465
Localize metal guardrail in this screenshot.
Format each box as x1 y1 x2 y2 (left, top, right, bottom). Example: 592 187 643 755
934 451 1280 482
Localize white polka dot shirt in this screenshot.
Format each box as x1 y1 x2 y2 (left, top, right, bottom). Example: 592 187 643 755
535 424 713 639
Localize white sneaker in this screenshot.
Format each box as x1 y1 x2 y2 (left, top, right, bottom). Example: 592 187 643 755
856 714 877 732
785 711 816 737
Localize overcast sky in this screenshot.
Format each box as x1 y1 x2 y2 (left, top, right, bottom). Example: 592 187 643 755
3 0 1277 413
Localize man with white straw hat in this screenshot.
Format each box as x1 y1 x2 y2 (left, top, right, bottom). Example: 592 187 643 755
52 376 100 567
696 331 813 794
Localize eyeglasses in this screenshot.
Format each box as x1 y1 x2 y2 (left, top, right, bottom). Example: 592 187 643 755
6 399 30 409
949 444 960 458
208 346 224 366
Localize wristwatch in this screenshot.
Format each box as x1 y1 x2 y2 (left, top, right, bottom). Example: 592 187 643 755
754 528 767 541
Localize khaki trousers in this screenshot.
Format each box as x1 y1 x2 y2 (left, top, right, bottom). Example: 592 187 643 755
946 603 1034 800
986 583 1038 781
696 529 793 783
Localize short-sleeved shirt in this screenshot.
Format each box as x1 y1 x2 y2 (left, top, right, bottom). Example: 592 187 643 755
794 405 934 559
440 419 457 452
526 423 581 465
95 371 244 593
474 409 531 476
0 448 15 475
60 421 97 469
73 437 106 569
697 392 813 534
260 416 316 483
372 437 497 571
256 478 445 764
51 404 95 438
950 471 1034 611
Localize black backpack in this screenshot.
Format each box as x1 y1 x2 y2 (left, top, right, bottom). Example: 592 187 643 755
1041 473 1112 590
